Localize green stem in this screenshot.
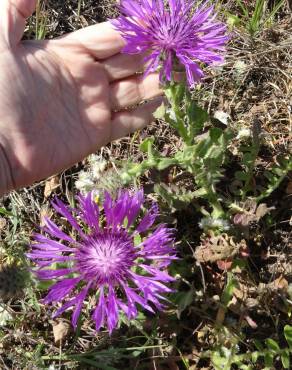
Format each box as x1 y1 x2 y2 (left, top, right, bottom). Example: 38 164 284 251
165 82 191 144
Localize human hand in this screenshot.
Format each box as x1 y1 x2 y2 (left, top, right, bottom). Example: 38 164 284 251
0 0 162 195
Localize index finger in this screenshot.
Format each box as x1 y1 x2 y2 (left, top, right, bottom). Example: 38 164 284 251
61 21 126 59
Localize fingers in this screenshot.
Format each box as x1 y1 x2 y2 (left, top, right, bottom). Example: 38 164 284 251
58 21 148 80
110 73 162 111
110 97 164 141
61 22 126 60
11 0 37 18
0 0 37 46
102 53 145 82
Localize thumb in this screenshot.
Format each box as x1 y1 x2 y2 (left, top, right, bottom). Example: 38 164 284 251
0 0 37 47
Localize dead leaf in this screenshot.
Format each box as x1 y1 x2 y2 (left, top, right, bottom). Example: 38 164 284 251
269 276 288 292
217 259 233 271
233 202 274 230
233 287 245 300
44 176 60 198
78 15 89 27
245 298 259 309
215 306 226 326
39 205 53 227
250 104 265 115
255 203 275 219
0 218 7 230
52 320 71 345
195 233 246 263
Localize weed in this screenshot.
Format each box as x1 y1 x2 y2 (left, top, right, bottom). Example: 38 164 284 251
228 0 286 36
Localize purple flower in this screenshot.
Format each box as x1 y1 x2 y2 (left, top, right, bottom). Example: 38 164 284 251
28 190 176 333
113 0 229 87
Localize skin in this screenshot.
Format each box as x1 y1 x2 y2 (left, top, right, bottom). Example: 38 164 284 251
0 0 162 195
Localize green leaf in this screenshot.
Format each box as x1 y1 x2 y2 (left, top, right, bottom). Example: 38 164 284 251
239 365 253 370
284 325 292 349
273 167 285 176
264 352 274 368
265 338 280 352
221 272 238 306
172 83 186 105
210 127 223 142
211 349 230 370
193 188 208 197
243 152 253 164
263 171 275 181
139 137 155 152
154 184 196 210
156 158 177 170
195 136 213 158
165 82 185 106
254 339 264 352
187 101 208 136
235 171 248 181
153 103 166 119
0 207 13 216
206 147 224 162
251 351 259 363
175 289 194 319
281 349 290 369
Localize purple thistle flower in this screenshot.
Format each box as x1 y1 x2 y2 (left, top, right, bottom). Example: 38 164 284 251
112 0 229 87
28 190 176 333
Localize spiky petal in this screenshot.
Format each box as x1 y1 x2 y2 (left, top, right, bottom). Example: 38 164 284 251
113 0 229 87
28 190 176 333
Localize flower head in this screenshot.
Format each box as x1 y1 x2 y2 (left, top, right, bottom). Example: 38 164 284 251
113 0 228 87
28 190 176 333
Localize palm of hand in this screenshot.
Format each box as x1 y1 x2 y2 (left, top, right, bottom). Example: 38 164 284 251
0 2 161 193
0 39 111 185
